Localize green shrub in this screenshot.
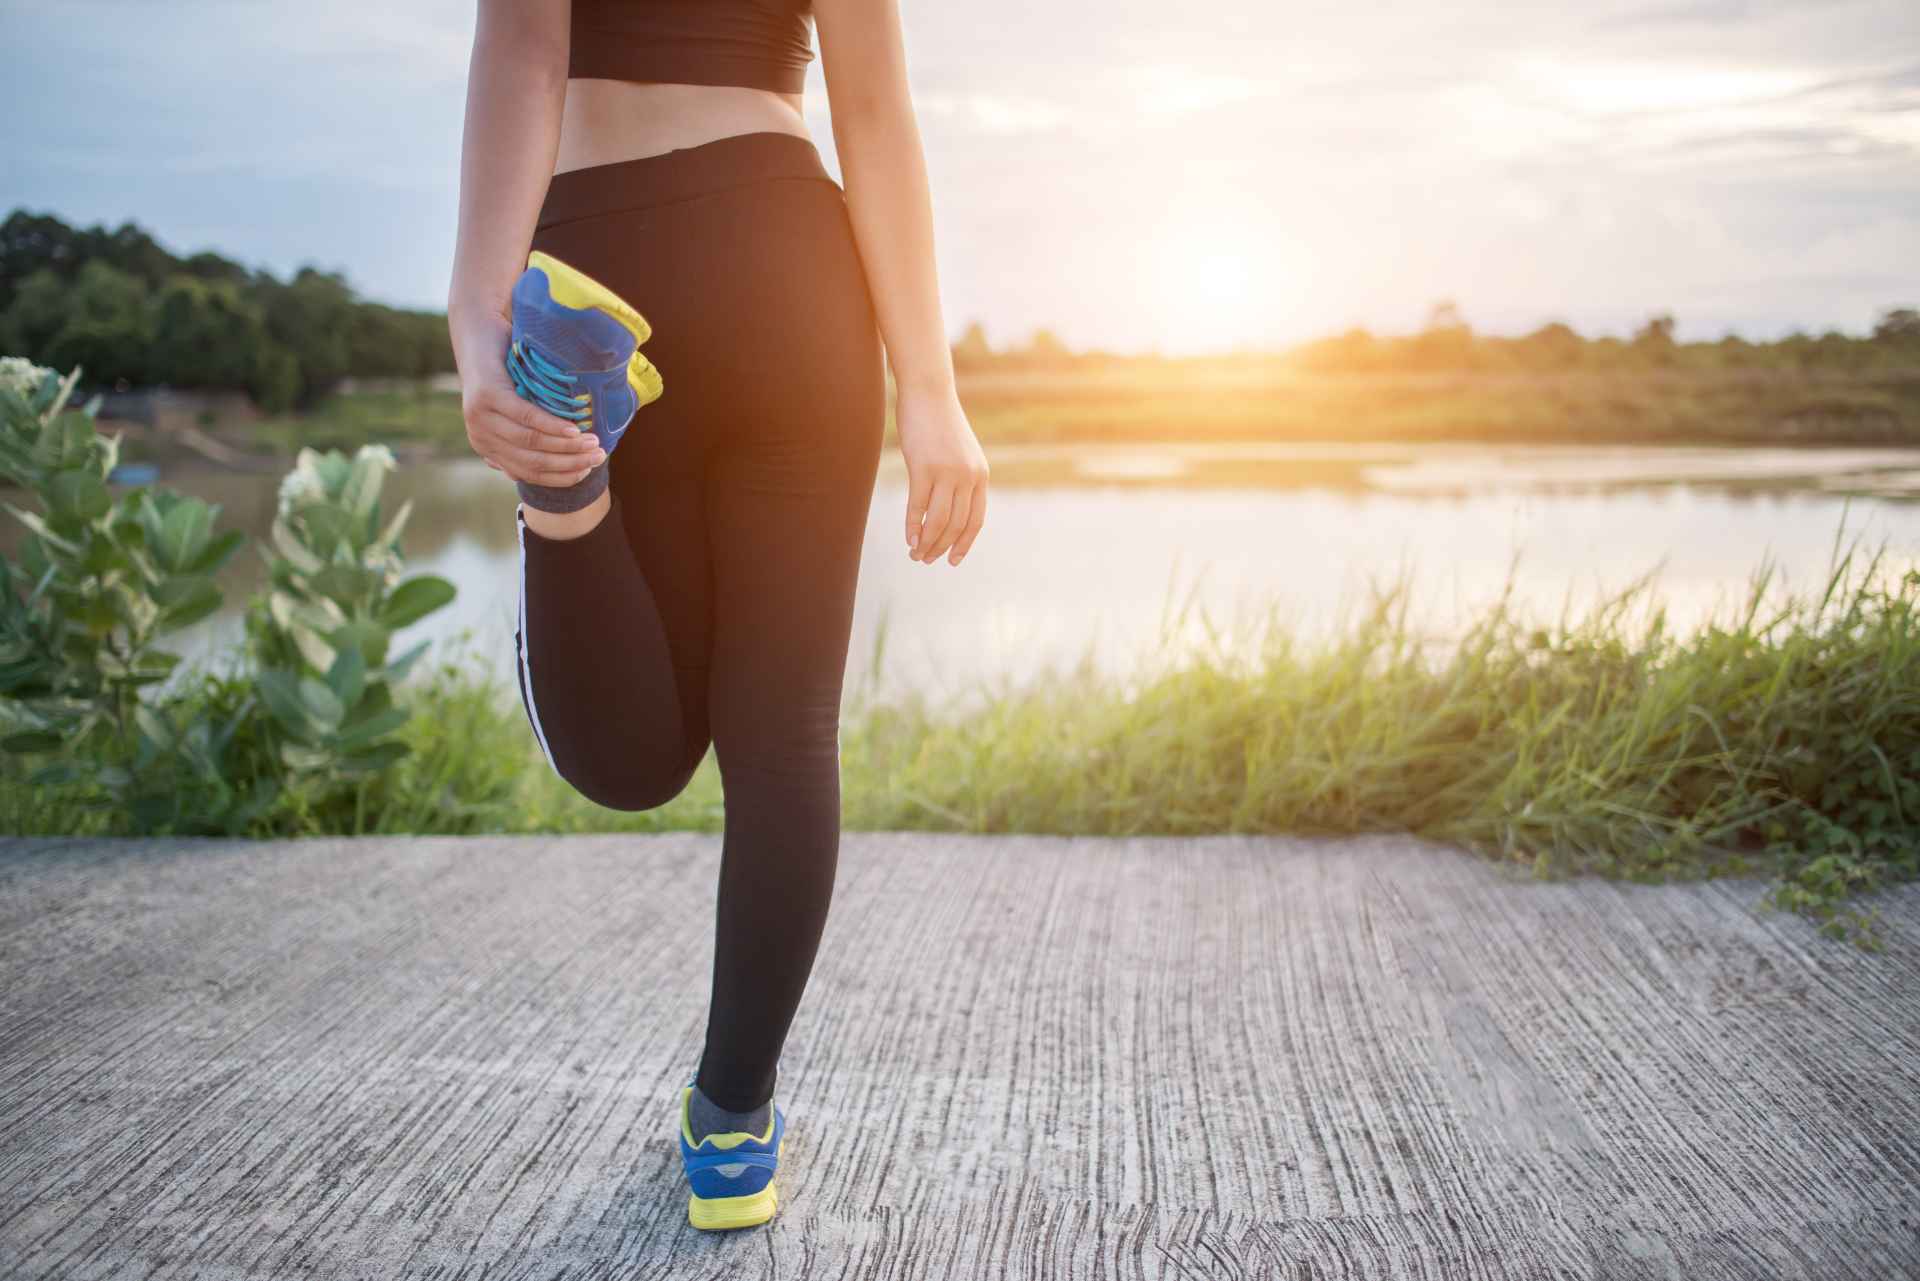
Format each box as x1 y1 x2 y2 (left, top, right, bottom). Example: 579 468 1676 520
0 359 238 757
0 358 454 833
243 443 454 828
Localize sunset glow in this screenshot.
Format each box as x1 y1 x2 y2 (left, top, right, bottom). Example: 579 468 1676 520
5 0 1915 353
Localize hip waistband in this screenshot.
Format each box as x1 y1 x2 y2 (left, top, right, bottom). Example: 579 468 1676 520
537 130 833 229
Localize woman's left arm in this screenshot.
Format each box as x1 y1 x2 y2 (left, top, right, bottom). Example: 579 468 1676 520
815 0 989 567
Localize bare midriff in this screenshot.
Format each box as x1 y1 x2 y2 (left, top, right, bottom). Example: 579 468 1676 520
554 80 811 175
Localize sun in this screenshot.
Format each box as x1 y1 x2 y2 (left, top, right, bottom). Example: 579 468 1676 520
1150 224 1299 355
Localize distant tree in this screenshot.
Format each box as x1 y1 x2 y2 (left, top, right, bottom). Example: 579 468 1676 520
1873 308 1920 344
248 343 302 412
40 262 156 385
1424 299 1468 334
1632 313 1677 364
1408 299 1474 369
146 276 273 390
257 267 356 402
403 308 458 375
0 268 73 357
1025 327 1069 363
952 320 992 366
1518 321 1583 370
178 249 256 289
90 221 181 291
0 212 86 311
1295 326 1382 372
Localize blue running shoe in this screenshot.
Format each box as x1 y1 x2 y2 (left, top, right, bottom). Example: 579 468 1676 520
506 249 664 458
677 1084 785 1231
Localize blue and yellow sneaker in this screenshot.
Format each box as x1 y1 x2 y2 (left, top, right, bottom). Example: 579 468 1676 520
506 249 664 458
677 1085 785 1231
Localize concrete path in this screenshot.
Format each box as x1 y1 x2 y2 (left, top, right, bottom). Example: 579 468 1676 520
1 832 1916 1279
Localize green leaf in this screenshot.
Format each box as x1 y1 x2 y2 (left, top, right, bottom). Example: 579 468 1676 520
342 450 386 525
300 504 352 557
133 650 182 676
384 638 429 684
313 450 352 497
81 530 134 578
335 705 408 750
380 575 455 630
42 364 83 423
329 619 390 668
1 730 63 754
158 583 222 633
187 528 244 576
340 740 409 773
298 676 345 731
159 497 212 572
374 498 414 554
270 517 325 576
279 742 336 772
49 470 111 523
28 762 79 786
288 620 336 673
152 573 209 608
5 504 83 556
325 644 367 710
311 563 377 607
134 704 174 750
256 669 316 738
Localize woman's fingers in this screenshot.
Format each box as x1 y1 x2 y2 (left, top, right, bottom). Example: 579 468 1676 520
463 381 604 484
946 474 988 565
497 440 600 484
485 384 596 451
904 456 991 566
919 474 971 563
904 463 933 555
914 472 955 563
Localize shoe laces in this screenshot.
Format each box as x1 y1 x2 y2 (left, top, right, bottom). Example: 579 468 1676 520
507 338 593 425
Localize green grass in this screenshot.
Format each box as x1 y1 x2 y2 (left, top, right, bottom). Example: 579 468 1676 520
246 388 472 457
6 525 1916 946
948 366 1920 448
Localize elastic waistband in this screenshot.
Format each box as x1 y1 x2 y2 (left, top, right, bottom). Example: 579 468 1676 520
537 131 833 229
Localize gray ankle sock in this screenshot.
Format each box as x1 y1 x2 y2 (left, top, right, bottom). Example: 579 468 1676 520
515 459 608 514
687 1083 772 1146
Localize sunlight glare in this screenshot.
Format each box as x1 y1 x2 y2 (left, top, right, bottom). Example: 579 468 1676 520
1148 215 1304 355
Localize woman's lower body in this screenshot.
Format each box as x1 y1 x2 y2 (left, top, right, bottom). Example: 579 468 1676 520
511 131 886 1116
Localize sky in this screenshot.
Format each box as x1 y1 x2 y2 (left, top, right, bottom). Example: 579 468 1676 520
3 0 1917 355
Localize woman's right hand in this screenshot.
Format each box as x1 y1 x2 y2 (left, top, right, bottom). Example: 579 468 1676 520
451 308 606 484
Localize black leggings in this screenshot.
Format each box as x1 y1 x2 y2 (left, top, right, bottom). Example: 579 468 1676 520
511 132 886 1113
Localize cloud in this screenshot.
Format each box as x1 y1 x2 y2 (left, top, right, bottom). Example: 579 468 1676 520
1596 0 1757 30
3 0 1916 352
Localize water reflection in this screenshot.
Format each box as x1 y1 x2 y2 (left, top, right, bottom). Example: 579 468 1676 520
16 442 1920 707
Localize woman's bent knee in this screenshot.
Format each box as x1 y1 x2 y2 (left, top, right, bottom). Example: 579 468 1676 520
553 752 698 813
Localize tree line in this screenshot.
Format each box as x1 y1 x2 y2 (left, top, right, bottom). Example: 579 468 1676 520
0 211 456 412
952 301 1920 374
5 209 1914 411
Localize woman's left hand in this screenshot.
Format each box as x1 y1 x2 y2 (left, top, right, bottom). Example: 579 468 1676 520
897 386 989 566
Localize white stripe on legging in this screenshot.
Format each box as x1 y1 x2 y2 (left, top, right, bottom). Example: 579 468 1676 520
516 505 563 778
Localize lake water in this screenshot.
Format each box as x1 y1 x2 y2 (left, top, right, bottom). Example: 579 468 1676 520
64 442 1920 707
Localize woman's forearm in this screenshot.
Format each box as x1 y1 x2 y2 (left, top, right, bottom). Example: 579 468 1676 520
447 2 569 349
830 96 957 403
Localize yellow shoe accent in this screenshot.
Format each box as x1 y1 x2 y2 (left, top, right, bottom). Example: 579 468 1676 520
525 249 665 411
688 1179 779 1231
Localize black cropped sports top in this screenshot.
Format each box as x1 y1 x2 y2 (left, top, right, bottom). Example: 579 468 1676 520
571 0 816 95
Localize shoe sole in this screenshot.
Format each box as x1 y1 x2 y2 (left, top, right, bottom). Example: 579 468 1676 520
687 1138 784 1231
525 250 664 409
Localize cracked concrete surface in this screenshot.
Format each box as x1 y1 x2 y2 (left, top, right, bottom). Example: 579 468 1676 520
1 832 1916 1278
